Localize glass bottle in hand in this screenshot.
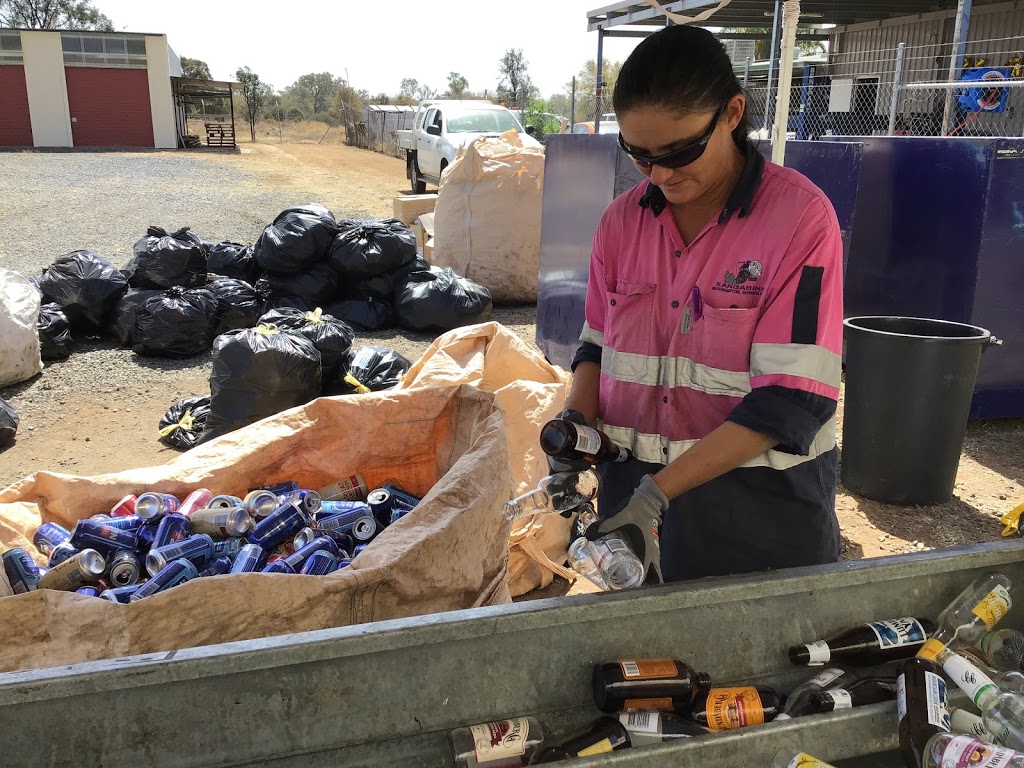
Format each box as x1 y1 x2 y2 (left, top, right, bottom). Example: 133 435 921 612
539 419 631 465
503 470 600 521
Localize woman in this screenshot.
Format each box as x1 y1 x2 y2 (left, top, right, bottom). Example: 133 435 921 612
559 25 843 584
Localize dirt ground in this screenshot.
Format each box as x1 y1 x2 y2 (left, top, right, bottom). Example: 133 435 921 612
2 137 1022 575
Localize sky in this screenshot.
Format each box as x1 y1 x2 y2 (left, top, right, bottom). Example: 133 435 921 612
91 0 646 97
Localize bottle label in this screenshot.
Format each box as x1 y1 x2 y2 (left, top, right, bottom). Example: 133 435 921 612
704 687 765 732
973 586 1012 630
470 719 529 763
810 668 846 688
942 653 999 707
897 674 907 723
622 697 673 712
591 537 632 571
619 711 661 735
803 640 831 666
774 713 792 721
619 659 677 680
571 423 604 456
867 617 927 649
787 754 837 768
941 735 1015 768
919 638 947 661
926 671 952 731
951 709 995 742
829 690 853 709
577 738 613 757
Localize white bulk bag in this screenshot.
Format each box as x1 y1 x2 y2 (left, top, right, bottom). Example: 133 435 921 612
0 268 43 387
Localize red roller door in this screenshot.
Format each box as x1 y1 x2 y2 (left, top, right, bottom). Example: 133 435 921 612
0 65 33 147
65 67 154 148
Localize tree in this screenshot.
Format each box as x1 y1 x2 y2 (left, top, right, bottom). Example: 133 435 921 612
290 72 342 115
0 0 113 29
236 66 269 142
446 72 469 99
720 29 826 60
398 77 435 104
497 49 531 107
567 60 622 103
180 57 211 81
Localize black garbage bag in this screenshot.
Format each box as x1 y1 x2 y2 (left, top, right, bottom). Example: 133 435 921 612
394 266 493 332
38 303 72 360
38 250 128 332
322 297 395 331
207 241 261 284
262 295 319 314
125 226 208 290
254 203 338 273
352 271 396 301
260 262 341 305
27 274 44 298
336 346 411 394
391 255 432 284
259 307 354 383
132 286 218 358
201 325 322 443
0 397 18 447
328 218 416 278
158 394 212 451
111 289 160 346
207 276 262 337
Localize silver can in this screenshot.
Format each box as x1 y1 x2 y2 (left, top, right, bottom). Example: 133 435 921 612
38 549 106 591
188 507 253 538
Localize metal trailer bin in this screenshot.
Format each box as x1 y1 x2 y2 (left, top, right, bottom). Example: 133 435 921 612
1 541 1022 768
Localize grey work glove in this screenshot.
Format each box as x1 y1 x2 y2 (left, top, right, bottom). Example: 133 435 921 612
586 474 668 585
546 408 594 475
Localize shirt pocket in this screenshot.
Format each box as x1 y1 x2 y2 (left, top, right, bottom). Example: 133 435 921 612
695 304 760 375
603 279 657 383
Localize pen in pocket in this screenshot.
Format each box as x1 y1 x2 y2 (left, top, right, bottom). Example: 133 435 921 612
681 286 704 334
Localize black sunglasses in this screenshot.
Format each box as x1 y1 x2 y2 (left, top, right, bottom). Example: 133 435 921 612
618 104 726 170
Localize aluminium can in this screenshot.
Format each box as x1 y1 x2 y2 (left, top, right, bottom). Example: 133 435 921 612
151 513 192 551
318 475 368 503
75 586 102 597
145 534 215 577
198 557 233 577
38 549 106 591
178 489 214 519
130 559 200 601
2 548 40 593
107 549 141 587
135 493 180 521
283 536 340 571
261 560 295 574
109 494 137 517
243 490 280 520
246 502 306 551
208 495 243 509
229 544 265 574
70 519 139 553
189 507 253 538
100 584 144 603
33 522 72 557
211 538 245 559
301 550 341 576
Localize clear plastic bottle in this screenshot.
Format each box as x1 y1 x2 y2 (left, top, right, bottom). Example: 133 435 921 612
503 470 600 521
447 716 545 767
918 573 1012 661
769 748 837 767
924 733 1024 767
980 629 1024 672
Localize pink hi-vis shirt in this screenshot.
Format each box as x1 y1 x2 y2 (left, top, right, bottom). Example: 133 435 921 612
579 151 843 469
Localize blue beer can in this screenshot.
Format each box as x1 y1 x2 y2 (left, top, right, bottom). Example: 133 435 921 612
212 538 244 559
100 584 143 603
107 549 141 587
382 483 422 509
198 556 232 577
283 489 321 516
390 507 413 525
3 548 41 593
335 558 353 571
134 492 180 521
283 536 340 571
300 550 340 576
353 544 368 557
209 495 243 509
318 507 378 542
292 527 318 550
70 519 139 552
130 559 200 601
261 560 295 574
33 522 72 557
229 543 265 574
75 586 102 598
151 513 192 550
246 502 306 551
252 481 299 496
102 515 144 532
145 534 215 577
47 542 80 568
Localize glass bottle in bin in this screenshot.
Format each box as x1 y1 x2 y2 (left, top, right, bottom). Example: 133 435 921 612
770 749 837 768
503 470 600 521
923 733 1024 768
530 717 630 763
980 629 1024 672
897 657 951 768
617 711 709 745
593 658 712 714
448 717 545 768
789 617 934 667
917 573 1012 661
935 646 1024 750
775 668 855 720
810 676 898 712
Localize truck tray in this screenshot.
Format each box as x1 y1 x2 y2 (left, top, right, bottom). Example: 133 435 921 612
2 541 1022 767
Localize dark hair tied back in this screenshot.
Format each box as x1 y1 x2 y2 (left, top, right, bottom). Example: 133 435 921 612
613 25 750 148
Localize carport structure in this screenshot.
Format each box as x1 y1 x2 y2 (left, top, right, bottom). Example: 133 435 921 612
171 77 240 148
585 0 975 162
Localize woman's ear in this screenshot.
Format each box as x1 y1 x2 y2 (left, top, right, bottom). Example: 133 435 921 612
725 93 746 132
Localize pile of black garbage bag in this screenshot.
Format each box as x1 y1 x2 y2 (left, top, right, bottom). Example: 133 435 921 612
30 204 492 362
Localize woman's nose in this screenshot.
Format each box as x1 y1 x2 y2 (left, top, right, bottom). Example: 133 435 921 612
649 164 675 186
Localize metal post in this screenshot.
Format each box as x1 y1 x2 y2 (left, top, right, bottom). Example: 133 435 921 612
571 76 577 130
594 29 605 131
229 86 236 145
942 0 973 133
796 63 814 140
772 0 800 165
743 56 751 86
888 42 907 135
764 0 783 131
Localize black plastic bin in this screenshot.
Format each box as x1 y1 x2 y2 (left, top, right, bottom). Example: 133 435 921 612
841 316 1000 505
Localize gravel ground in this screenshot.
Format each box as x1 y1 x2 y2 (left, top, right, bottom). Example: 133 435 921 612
0 145 537 489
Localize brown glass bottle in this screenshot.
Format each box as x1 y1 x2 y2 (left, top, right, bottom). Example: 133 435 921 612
529 717 630 764
811 676 899 712
789 617 936 666
898 658 951 768
539 419 631 465
689 686 781 731
592 659 712 714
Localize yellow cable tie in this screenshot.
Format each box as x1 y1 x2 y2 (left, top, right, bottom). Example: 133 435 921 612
1000 502 1024 538
256 323 279 335
305 307 324 324
158 409 196 438
343 372 372 394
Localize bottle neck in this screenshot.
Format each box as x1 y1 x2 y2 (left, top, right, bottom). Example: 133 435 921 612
502 488 550 521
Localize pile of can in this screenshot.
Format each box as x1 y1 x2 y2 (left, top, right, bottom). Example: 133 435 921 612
1 475 422 603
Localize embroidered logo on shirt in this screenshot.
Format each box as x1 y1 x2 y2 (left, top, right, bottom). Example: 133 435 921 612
714 261 766 297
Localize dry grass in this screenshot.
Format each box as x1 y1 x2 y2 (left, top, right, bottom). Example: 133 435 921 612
250 120 348 145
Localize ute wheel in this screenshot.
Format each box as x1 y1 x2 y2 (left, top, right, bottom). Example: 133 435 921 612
409 156 427 194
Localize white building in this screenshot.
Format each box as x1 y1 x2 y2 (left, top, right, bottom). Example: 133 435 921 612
0 28 180 149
